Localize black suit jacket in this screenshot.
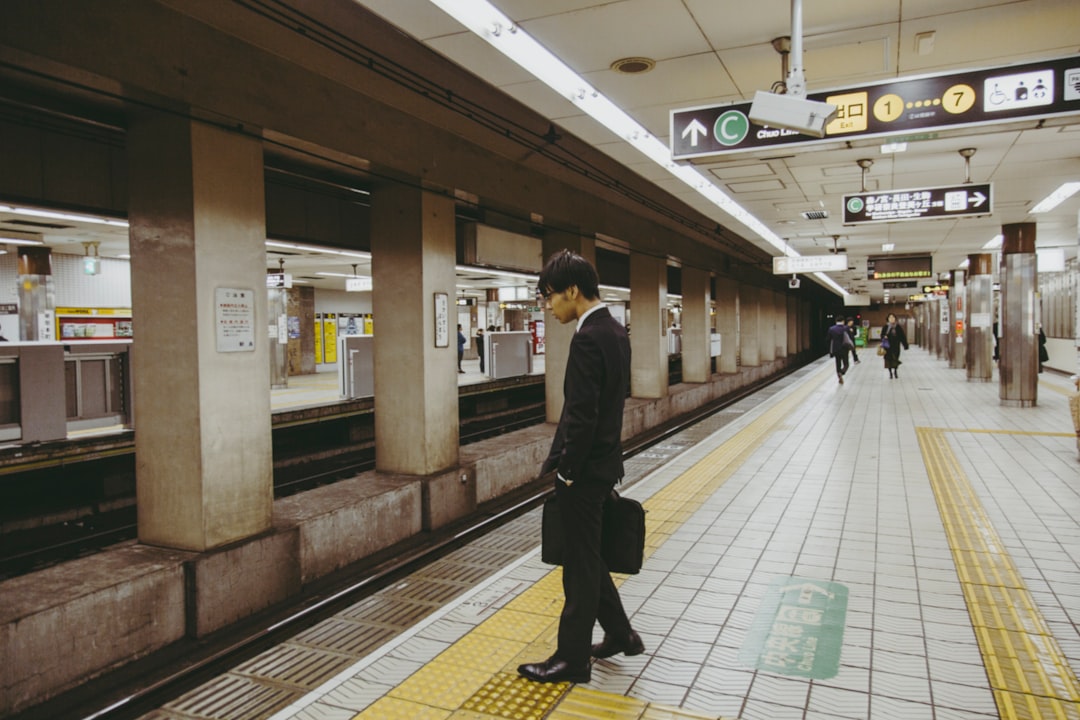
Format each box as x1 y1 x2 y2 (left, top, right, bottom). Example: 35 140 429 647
542 307 630 484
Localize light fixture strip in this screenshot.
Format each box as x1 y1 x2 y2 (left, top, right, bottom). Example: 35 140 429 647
265 240 371 259
0 204 128 227
1030 181 1080 213
454 265 537 281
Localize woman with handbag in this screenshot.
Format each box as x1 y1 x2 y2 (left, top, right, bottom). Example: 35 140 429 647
880 313 909 379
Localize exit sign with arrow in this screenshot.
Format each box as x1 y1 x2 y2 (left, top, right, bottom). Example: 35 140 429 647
843 183 992 225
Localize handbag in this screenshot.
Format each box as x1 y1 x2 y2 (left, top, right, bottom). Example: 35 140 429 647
877 346 887 356
542 490 645 574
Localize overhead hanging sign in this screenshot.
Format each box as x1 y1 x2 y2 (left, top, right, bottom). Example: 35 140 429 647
670 55 1080 158
843 183 992 224
867 255 933 280
773 254 848 274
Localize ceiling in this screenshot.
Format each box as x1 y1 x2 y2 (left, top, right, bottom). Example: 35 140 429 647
2 0 1077 305
354 0 1080 300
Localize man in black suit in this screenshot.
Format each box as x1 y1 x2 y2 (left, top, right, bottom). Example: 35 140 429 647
517 250 643 685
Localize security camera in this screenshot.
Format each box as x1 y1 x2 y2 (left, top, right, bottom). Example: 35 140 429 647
788 277 801 289
748 91 838 138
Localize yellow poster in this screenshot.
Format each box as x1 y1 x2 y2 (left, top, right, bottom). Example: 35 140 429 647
323 314 338 363
364 314 373 334
314 313 324 364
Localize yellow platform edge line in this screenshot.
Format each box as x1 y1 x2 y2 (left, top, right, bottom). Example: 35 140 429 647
353 366 834 719
916 426 1080 719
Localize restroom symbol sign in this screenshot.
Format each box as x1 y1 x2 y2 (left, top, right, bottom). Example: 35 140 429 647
1065 68 1080 101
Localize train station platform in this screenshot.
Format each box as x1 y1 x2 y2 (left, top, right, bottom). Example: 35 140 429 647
269 357 545 412
142 348 1079 720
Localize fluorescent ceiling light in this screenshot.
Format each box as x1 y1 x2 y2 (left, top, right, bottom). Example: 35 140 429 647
1030 181 1080 213
266 240 371 259
880 142 907 153
0 236 46 246
983 234 1003 250
424 0 837 290
881 243 895 252
317 271 368 278
455 265 537 281
0 204 129 227
959 258 970 269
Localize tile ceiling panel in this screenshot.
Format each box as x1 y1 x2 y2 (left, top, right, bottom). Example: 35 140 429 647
518 0 714 72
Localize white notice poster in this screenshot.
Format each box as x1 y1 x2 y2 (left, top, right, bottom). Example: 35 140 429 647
215 287 256 352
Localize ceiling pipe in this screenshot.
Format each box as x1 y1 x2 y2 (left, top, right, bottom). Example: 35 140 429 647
787 0 807 98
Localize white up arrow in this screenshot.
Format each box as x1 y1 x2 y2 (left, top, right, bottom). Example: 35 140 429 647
969 191 987 207
681 119 708 147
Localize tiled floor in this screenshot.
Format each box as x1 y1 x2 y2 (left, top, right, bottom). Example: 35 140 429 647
148 349 1080 720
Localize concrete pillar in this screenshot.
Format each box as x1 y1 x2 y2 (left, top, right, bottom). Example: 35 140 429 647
775 291 788 358
128 115 272 551
739 285 761 367
629 252 667 397
999 223 1038 407
786 295 797 358
682 265 710 383
541 231 593 421
949 270 966 369
800 300 811 352
715 279 738 373
371 183 459 474
759 290 776 363
930 297 941 358
966 254 994 381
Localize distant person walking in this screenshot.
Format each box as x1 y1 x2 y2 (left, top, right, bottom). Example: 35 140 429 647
457 324 466 373
846 317 860 364
1038 325 1048 373
826 317 852 384
880 313 909 379
476 328 486 374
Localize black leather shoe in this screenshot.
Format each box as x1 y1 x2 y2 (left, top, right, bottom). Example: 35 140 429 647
517 657 591 684
591 630 645 659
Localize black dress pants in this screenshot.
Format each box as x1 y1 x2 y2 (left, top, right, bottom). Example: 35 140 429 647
553 476 632 667
833 350 850 376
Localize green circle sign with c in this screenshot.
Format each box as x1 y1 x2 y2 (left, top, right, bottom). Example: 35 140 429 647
846 197 865 214
714 110 749 146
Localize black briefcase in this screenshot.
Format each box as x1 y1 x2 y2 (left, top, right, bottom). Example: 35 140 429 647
541 490 645 574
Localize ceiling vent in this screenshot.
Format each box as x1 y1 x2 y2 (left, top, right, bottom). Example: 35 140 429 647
801 210 829 220
610 57 656 74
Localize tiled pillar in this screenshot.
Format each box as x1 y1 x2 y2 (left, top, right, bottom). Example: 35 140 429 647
630 251 667 398
128 114 272 551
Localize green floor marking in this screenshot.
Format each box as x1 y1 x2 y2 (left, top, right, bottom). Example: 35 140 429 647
739 575 848 679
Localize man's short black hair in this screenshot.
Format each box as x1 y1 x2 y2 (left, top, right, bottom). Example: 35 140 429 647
538 249 599 300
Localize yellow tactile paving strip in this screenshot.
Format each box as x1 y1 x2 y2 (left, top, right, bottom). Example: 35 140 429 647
353 366 832 720
917 426 1080 720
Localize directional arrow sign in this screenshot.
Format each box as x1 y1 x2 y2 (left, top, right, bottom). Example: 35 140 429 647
843 183 993 225
681 118 708 147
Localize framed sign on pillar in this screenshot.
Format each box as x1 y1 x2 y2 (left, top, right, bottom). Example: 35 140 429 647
434 292 449 348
